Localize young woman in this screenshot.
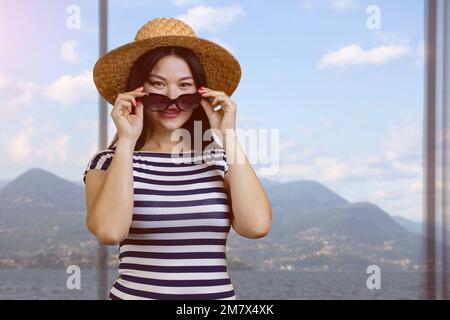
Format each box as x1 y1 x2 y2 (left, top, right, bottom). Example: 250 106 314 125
83 17 271 300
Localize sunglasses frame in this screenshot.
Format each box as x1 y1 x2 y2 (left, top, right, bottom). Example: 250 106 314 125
140 92 203 112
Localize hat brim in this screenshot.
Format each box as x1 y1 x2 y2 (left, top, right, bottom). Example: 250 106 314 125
93 35 242 105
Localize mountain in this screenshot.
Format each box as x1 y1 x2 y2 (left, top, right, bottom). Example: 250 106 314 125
0 168 86 217
228 180 424 271
393 215 450 236
0 168 426 271
393 215 423 235
262 178 349 210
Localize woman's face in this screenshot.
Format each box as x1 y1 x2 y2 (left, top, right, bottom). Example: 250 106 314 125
143 55 197 131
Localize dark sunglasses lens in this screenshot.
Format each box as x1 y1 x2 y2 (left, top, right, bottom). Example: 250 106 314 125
142 94 169 111
177 94 201 111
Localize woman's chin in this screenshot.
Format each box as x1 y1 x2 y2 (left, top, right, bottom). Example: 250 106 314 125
156 117 186 130
146 111 192 130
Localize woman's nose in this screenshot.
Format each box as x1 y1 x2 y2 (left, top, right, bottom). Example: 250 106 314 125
166 89 182 100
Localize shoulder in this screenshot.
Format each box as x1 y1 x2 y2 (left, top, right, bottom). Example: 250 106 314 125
202 145 228 177
88 148 116 165
83 148 116 184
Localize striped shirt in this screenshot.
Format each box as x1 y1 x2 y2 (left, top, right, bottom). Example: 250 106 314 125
83 145 236 300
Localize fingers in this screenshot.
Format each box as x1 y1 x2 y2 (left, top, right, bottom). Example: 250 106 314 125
113 86 147 116
198 87 225 98
210 95 227 108
200 98 214 118
198 87 235 112
198 87 226 106
135 99 144 118
120 101 132 116
112 97 132 118
126 87 148 98
116 92 145 107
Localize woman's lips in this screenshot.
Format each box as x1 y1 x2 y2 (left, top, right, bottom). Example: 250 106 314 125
161 110 181 119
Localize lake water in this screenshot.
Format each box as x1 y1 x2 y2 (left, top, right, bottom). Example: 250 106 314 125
0 269 425 300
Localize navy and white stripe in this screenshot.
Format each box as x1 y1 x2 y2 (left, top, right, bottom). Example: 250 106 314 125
83 146 234 300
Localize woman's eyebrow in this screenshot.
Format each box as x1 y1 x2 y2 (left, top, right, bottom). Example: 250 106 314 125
148 74 193 81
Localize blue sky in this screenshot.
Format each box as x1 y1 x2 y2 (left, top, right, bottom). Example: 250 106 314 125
0 0 424 221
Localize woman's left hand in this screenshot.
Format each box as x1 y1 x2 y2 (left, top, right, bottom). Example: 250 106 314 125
198 86 237 139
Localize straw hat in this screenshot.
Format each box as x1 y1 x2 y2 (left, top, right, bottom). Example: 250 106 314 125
93 17 242 105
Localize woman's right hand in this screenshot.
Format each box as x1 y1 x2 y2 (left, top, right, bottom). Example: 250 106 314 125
111 86 147 143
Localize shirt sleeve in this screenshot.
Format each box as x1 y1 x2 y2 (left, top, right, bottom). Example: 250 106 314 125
209 138 228 175
214 148 228 177
82 149 115 184
222 151 229 175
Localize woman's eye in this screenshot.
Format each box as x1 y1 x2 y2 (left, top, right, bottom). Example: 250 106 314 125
151 81 164 87
180 83 192 88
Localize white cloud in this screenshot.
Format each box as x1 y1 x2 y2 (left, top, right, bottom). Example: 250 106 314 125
261 114 423 221
35 134 70 164
331 0 357 12
5 118 70 165
299 0 359 13
60 40 79 63
365 178 422 221
318 44 411 69
0 72 39 121
15 81 39 104
44 70 96 105
0 72 38 103
0 70 96 114
7 122 34 164
176 4 244 33
314 157 349 182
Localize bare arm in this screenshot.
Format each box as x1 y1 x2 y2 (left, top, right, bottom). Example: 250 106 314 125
224 130 272 239
84 86 146 245
196 86 272 239
85 138 136 245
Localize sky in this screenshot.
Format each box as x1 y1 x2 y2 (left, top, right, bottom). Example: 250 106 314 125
0 0 425 221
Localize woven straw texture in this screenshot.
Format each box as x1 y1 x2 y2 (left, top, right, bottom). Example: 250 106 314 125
93 17 242 105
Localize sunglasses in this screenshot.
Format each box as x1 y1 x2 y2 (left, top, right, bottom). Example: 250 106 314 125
139 92 202 112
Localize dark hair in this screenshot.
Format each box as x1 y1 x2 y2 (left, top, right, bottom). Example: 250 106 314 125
106 46 213 152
